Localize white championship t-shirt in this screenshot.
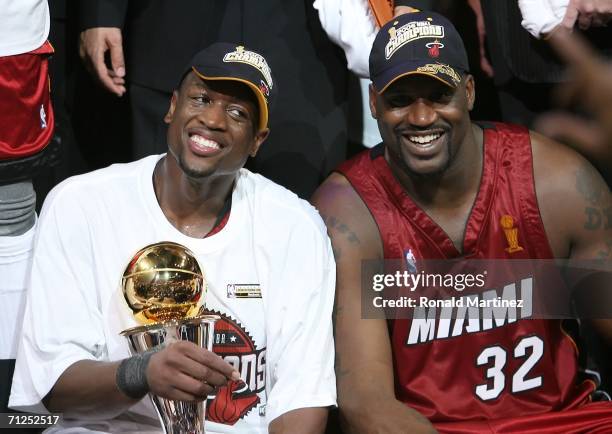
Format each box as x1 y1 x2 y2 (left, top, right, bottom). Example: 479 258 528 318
9 155 336 433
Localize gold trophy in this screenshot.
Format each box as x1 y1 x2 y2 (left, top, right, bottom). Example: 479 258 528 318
120 241 218 434
500 215 524 254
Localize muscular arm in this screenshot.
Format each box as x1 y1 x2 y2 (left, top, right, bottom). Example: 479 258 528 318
312 174 436 434
46 342 238 420
45 360 134 419
532 132 612 343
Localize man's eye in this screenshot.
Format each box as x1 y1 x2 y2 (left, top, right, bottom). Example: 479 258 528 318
431 90 454 102
388 96 413 107
192 94 211 104
227 107 247 119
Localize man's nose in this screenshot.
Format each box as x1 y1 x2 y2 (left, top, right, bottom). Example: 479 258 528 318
198 103 227 130
406 98 437 127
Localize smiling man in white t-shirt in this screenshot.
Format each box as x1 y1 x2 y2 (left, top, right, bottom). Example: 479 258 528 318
10 42 336 434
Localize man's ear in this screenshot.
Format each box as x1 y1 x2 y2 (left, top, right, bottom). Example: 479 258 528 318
465 74 476 112
249 128 270 158
369 83 379 119
164 91 179 124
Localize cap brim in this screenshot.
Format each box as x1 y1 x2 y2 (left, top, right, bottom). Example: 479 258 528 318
372 60 462 93
192 66 268 131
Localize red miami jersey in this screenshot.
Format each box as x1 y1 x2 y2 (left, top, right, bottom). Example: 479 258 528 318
336 123 612 433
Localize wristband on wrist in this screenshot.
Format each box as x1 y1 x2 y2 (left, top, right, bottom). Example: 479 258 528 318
116 347 160 399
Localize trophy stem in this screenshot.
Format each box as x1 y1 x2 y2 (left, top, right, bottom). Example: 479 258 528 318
121 315 219 434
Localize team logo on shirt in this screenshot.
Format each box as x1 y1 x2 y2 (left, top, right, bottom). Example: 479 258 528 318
500 215 524 253
204 310 265 425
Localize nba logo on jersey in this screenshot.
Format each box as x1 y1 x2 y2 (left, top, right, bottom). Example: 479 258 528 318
405 249 417 273
227 283 262 298
39 104 47 129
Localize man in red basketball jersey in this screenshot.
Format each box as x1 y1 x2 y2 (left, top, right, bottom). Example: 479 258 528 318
312 11 612 433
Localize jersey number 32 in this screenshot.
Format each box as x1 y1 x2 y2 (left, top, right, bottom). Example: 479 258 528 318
475 336 544 401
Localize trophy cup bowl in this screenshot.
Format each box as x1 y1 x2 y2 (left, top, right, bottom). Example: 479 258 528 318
120 241 218 434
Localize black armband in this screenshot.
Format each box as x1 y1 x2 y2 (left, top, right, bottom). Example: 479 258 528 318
115 347 159 399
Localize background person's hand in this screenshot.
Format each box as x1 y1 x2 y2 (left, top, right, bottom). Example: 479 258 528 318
562 0 612 30
146 341 240 401
535 28 612 184
79 27 126 96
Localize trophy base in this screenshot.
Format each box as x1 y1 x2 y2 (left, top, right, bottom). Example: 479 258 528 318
121 315 219 434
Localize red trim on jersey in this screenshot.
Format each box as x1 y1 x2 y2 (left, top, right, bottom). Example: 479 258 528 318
0 41 55 160
205 209 230 238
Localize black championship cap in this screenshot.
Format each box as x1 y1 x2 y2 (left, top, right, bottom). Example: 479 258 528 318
181 42 275 131
369 11 469 93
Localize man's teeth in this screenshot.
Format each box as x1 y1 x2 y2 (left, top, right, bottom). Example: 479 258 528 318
191 135 220 149
408 133 441 144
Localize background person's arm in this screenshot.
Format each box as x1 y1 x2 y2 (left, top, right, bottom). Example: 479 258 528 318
312 173 437 434
535 29 612 186
313 0 378 78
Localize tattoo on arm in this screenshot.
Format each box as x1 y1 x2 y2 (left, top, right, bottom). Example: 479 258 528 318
584 207 612 230
320 213 361 260
576 164 612 231
321 214 361 244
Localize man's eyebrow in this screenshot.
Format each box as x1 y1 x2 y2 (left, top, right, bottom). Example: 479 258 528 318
190 81 207 91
